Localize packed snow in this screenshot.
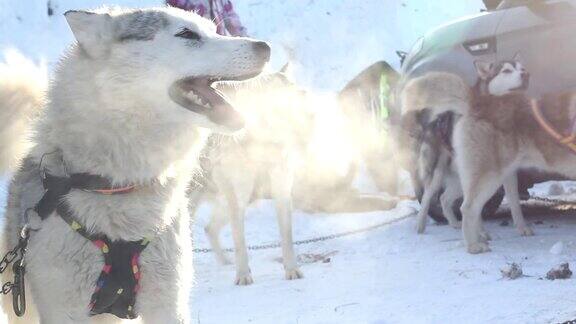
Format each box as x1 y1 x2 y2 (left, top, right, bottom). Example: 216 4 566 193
2 1 576 324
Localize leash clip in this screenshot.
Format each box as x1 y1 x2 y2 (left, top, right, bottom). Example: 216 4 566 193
10 228 29 317
12 261 26 317
11 223 30 317
19 224 29 241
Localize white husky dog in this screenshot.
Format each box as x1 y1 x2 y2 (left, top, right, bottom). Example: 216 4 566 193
194 70 311 285
0 6 269 324
401 59 531 237
193 70 398 285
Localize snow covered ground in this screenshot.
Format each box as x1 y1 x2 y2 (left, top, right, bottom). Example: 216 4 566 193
3 1 576 324
190 183 576 324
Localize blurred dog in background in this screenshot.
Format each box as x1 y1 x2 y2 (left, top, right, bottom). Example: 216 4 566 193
191 65 399 285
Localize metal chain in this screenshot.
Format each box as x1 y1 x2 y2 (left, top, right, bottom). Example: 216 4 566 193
193 193 576 254
0 243 23 274
1 282 14 295
0 224 30 317
525 195 576 206
0 225 29 295
193 210 416 253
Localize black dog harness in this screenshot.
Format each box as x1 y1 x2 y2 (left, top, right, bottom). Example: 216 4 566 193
34 172 149 319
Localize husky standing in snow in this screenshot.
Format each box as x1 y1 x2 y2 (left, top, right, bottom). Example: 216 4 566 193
191 69 312 285
192 68 399 285
454 61 576 254
0 6 269 323
400 59 540 238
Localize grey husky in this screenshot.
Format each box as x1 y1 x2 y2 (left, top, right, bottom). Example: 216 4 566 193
0 6 269 323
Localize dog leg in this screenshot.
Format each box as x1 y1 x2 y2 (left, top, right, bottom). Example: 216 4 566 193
461 198 490 254
270 164 303 281
416 153 448 233
205 199 233 265
460 175 502 254
220 175 255 286
440 179 462 229
503 173 534 236
415 186 434 234
479 224 492 242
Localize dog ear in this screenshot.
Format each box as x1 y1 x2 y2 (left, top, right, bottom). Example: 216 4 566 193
64 10 114 59
474 60 492 80
279 62 294 79
512 51 524 63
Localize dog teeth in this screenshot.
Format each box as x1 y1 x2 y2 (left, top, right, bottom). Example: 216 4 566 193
187 92 200 103
187 91 211 108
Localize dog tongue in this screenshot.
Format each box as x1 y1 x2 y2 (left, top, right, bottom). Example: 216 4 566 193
192 81 244 131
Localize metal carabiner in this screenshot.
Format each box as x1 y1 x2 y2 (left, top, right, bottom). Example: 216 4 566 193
12 262 26 317
11 224 30 317
19 224 29 241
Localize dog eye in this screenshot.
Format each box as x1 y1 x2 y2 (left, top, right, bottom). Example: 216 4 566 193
175 28 201 41
502 69 513 74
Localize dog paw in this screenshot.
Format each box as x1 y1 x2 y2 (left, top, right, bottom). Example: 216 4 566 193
416 218 427 234
449 221 462 229
479 231 492 242
467 242 491 254
416 223 426 234
285 268 304 280
518 226 535 237
235 272 254 286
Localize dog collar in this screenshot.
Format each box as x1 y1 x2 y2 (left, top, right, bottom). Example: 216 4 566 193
34 172 148 319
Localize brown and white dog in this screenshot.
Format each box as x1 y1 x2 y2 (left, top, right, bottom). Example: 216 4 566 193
399 59 576 250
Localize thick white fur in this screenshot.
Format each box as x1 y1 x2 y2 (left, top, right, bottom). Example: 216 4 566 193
0 51 47 175
0 6 269 323
401 72 471 118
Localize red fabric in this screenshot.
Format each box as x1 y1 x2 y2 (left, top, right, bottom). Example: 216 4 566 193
166 0 248 36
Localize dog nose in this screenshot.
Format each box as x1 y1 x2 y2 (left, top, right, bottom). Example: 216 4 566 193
253 41 271 61
522 71 530 79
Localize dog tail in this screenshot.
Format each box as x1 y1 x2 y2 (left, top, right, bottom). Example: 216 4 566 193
0 50 47 174
400 72 471 118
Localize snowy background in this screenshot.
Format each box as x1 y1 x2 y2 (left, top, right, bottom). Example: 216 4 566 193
2 0 576 323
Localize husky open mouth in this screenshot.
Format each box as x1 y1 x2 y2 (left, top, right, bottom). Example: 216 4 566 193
169 74 259 131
